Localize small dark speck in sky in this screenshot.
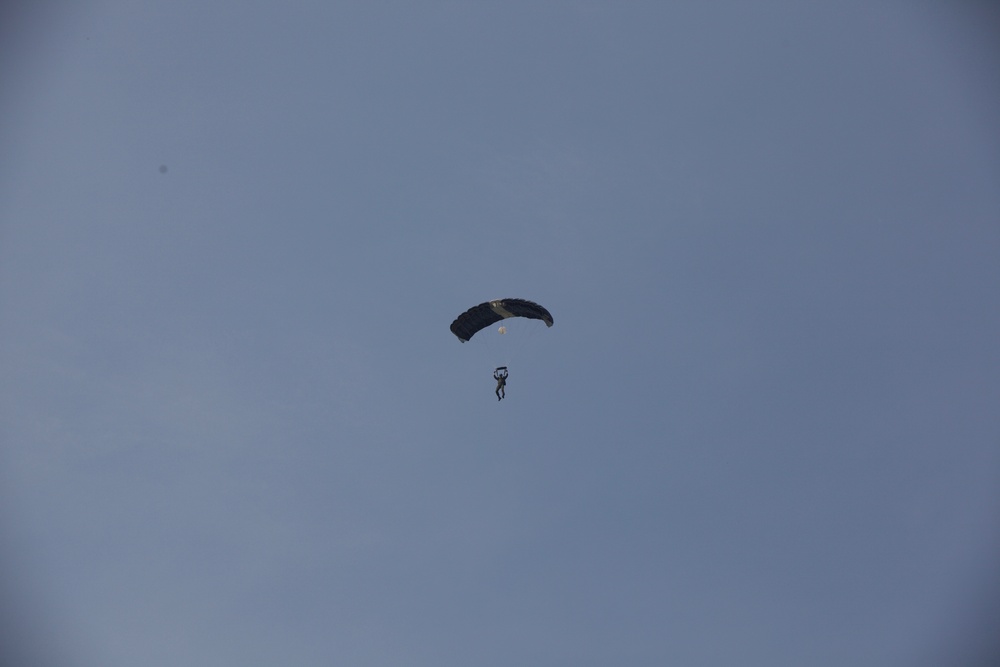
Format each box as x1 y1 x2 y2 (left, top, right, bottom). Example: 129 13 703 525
159 165 168 173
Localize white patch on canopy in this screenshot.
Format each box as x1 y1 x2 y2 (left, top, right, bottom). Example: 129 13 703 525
489 300 516 320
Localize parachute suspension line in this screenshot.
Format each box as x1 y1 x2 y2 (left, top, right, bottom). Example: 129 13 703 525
516 319 543 368
490 316 536 371
481 322 514 373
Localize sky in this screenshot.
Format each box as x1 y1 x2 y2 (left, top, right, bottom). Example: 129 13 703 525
2 2 999 665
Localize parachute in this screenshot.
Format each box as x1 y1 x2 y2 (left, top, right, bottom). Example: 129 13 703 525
450 298 554 343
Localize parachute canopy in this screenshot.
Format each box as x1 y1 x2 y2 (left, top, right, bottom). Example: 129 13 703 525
450 298 553 342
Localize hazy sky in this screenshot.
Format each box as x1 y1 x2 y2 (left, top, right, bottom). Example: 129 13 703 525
2 2 999 666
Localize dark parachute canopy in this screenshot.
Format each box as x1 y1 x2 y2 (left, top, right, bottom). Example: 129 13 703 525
450 298 554 342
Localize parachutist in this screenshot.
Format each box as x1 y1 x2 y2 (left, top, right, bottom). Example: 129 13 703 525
494 367 508 401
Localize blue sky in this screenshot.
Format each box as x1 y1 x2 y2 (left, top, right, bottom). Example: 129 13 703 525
2 2 999 665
